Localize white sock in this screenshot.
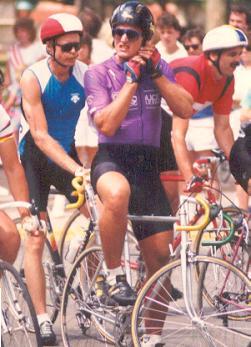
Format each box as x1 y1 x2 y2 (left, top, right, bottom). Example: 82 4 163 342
141 334 162 346
37 313 51 326
106 266 124 286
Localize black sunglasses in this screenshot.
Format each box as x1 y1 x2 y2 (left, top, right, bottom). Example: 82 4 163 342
112 28 142 40
55 42 81 52
184 44 200 51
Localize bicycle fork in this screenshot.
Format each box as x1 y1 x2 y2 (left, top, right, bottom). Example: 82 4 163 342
179 196 217 347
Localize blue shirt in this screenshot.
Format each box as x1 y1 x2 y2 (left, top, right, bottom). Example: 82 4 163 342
22 58 87 153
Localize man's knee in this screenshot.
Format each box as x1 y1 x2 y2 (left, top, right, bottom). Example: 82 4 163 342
103 186 130 216
0 215 20 263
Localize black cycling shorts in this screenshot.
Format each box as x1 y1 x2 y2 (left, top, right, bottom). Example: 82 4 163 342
159 109 178 172
91 144 173 241
229 135 251 193
20 132 81 211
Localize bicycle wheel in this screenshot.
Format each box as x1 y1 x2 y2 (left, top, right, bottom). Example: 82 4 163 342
60 246 116 346
13 221 60 324
131 256 251 347
59 211 94 273
0 260 42 347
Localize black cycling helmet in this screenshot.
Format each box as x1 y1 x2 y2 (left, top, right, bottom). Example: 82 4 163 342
110 1 154 42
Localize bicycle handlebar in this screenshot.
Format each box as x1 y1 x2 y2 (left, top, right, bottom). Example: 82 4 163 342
176 194 237 247
0 201 33 211
66 176 85 210
176 194 210 232
201 212 235 247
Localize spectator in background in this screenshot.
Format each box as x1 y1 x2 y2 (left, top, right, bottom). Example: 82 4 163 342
78 32 92 66
228 3 249 32
79 7 114 64
146 1 164 44
164 1 187 29
4 17 44 142
182 27 204 56
156 12 187 212
156 12 187 63
147 1 163 23
15 0 36 19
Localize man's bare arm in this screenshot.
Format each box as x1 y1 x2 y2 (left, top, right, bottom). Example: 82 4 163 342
154 77 193 119
172 115 193 182
214 113 234 159
0 138 30 217
20 70 82 175
93 82 138 136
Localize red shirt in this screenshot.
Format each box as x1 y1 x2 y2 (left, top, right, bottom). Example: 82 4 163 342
170 54 234 115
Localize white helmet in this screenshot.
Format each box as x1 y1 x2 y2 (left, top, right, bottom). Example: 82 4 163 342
202 25 248 52
40 13 83 43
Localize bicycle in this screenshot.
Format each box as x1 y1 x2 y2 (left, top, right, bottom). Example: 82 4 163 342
131 194 251 347
0 201 42 347
59 182 164 346
59 170 142 281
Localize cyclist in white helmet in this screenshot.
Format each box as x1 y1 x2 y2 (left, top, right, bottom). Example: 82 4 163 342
170 25 248 191
20 13 87 345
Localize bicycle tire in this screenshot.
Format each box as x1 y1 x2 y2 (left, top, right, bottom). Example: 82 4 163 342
13 219 60 323
59 210 93 273
131 256 251 347
60 246 116 346
0 260 42 347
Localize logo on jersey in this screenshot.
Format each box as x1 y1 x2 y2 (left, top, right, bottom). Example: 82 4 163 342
112 92 138 109
144 92 160 108
71 93 80 103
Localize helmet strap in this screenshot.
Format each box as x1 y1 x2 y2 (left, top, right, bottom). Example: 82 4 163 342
207 51 223 76
49 40 69 68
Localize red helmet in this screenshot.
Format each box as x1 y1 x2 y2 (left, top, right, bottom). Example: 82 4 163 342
40 13 83 44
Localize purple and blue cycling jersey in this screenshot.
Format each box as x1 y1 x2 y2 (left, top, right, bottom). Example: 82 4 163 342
84 56 176 147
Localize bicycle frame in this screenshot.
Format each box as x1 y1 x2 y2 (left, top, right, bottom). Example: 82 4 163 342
176 195 251 325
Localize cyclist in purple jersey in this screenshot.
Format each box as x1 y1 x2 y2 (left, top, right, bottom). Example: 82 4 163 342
84 1 193 309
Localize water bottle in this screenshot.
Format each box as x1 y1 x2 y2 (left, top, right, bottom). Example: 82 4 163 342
65 235 84 263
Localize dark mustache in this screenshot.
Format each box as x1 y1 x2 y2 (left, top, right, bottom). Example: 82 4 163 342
231 61 240 69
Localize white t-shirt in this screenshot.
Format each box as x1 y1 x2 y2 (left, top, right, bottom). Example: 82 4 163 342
156 40 188 63
91 38 114 64
156 41 188 114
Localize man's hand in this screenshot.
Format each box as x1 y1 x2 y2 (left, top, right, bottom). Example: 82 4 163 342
124 60 142 83
139 47 162 79
185 175 204 193
22 216 47 236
